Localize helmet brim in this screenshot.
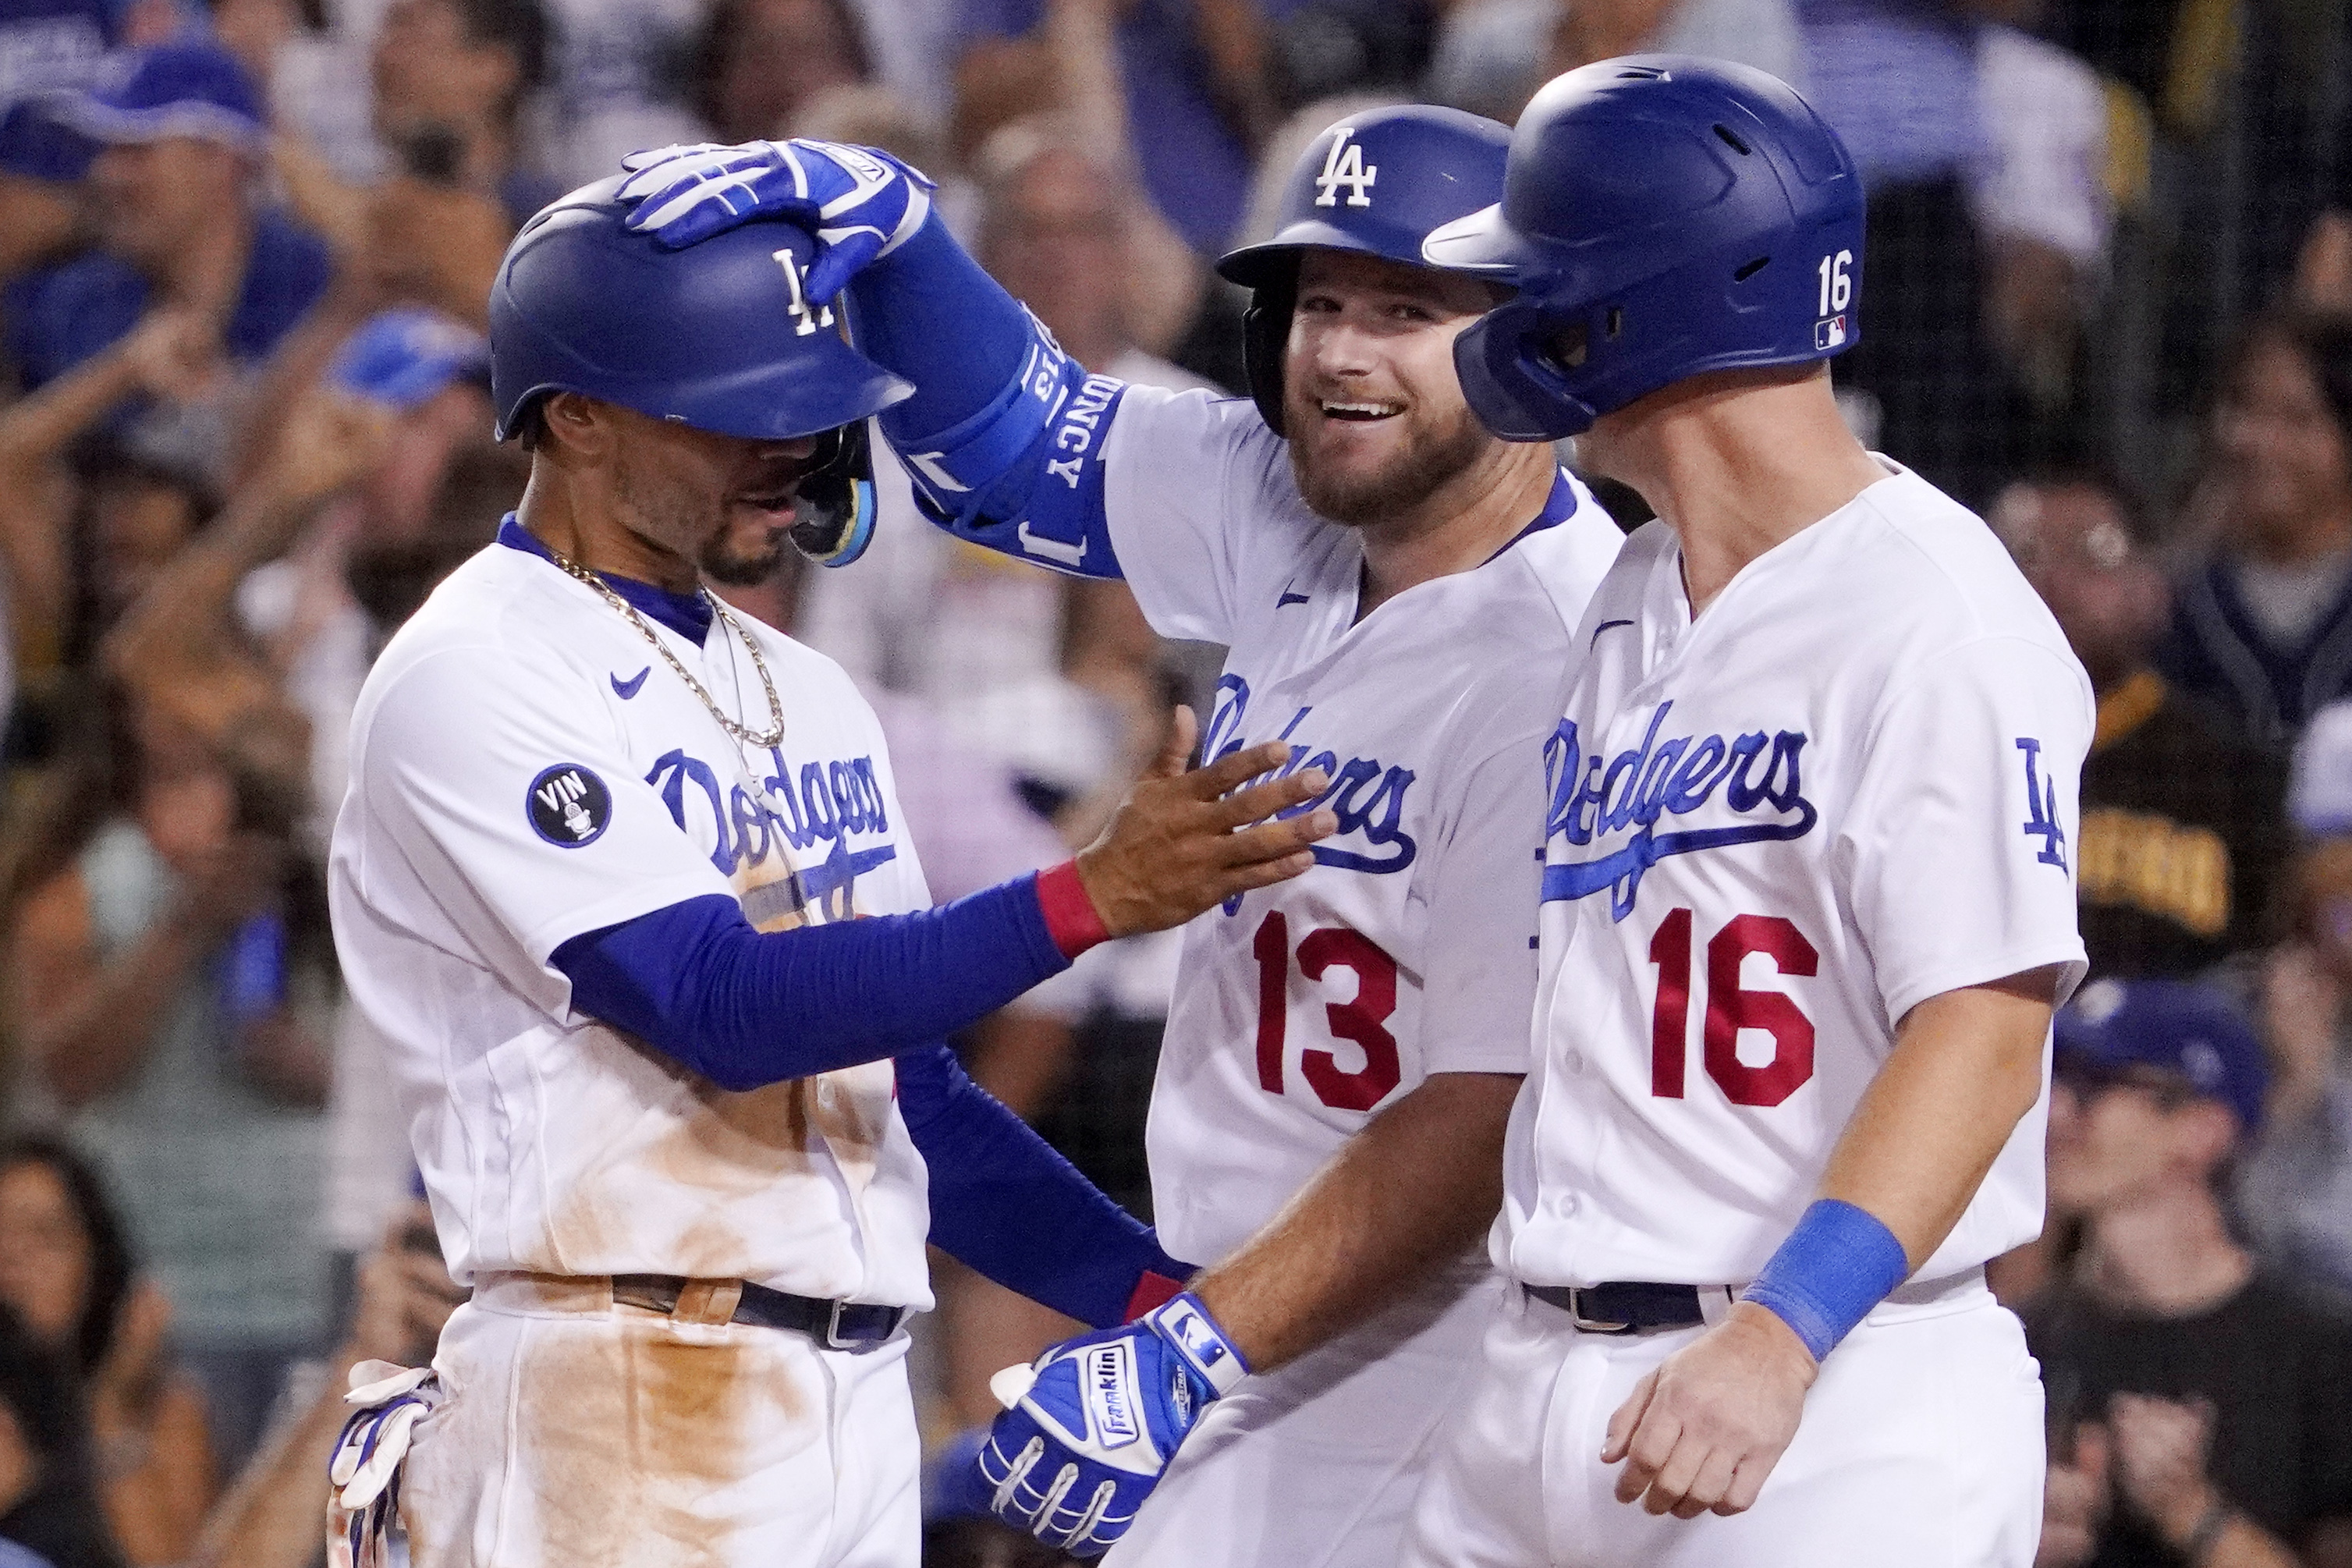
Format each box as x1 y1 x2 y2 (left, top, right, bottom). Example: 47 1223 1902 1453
1420 203 1550 283
1219 220 1522 296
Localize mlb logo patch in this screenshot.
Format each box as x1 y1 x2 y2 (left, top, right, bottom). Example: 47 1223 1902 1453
1815 314 1849 350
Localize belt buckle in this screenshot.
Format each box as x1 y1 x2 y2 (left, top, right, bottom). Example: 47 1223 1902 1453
823 1300 899 1353
823 1300 859 1351
1566 1289 1634 1336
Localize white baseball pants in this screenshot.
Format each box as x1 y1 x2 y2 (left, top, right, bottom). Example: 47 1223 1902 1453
397 1276 920 1568
1104 1261 1506 1568
1401 1273 2045 1568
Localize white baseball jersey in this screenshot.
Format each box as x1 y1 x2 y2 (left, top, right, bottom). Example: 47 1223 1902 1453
1506 461 2091 1291
328 522 937 1311
1070 386 1623 1267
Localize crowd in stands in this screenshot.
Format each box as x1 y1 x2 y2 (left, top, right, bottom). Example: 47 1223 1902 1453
0 0 2342 1562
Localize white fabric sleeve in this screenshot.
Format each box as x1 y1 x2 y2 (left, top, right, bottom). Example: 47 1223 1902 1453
1841 637 2091 1026
1419 734 1548 1075
1097 386 1297 644
358 643 736 977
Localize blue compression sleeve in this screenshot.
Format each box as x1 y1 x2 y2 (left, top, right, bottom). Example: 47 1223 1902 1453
897 1043 1191 1329
844 215 1126 577
550 881 1071 1092
1738 1199 1911 1361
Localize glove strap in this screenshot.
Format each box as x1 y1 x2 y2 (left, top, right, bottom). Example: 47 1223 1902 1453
1144 1293 1249 1398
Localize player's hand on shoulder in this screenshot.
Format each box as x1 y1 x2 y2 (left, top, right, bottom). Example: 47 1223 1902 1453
1601 1300 1818 1520
615 139 933 298
978 1293 1247 1556
1075 706 1337 938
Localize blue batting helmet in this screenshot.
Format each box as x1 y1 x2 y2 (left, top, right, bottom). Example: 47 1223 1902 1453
489 176 913 564
1423 57 1865 442
1214 105 1511 435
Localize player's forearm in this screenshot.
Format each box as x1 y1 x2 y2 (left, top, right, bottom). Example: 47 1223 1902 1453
1818 967 2060 1270
846 216 1128 576
1191 1071 1520 1371
899 1042 1188 1326
852 213 1044 446
552 870 1105 1092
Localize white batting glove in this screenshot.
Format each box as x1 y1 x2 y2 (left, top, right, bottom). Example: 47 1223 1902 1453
326 1360 438 1568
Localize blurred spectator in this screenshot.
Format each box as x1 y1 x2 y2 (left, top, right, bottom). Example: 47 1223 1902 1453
188 1199 463 1568
2028 978 2352 1568
0 1137 212 1566
271 0 551 328
369 0 555 220
0 1304 119 1568
2159 314 2352 747
533 0 704 188
1795 2 2110 503
954 0 1286 254
974 118 1221 392
690 0 872 146
0 0 175 284
2246 828 2352 1297
1429 0 1802 123
1993 469 2288 978
8 44 331 397
1 693 332 1472
0 307 216 747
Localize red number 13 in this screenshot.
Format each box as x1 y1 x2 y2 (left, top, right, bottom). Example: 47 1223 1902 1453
1647 907 1818 1107
1253 912 1402 1112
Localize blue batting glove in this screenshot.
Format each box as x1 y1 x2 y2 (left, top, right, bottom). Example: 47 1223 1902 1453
977 1292 1248 1557
615 139 934 300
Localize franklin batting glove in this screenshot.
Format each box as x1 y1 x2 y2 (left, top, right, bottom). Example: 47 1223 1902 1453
977 1292 1249 1557
615 139 934 300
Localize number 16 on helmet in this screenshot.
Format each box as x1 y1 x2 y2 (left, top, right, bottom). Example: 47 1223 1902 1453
1423 56 1867 442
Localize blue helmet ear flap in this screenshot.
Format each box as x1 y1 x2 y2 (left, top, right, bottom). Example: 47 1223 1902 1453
1453 305 1598 442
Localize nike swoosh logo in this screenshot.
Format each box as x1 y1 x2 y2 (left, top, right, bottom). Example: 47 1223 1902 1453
1590 619 1635 647
611 667 651 699
1276 591 1311 608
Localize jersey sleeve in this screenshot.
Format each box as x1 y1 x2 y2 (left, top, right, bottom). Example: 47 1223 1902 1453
1839 637 2092 1025
1417 732 1548 1075
1094 386 1302 645
355 642 736 982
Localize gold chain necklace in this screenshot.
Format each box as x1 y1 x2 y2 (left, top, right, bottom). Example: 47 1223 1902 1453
538 538 786 750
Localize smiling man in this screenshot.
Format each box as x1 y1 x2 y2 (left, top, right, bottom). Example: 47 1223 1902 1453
615 108 1624 1566
323 182 1339 1568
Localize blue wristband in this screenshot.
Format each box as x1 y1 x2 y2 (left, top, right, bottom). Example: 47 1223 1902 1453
1739 1199 1910 1361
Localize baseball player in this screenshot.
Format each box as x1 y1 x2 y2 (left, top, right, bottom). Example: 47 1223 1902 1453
1392 57 2091 1565
612 108 1623 1566
321 181 1343 1568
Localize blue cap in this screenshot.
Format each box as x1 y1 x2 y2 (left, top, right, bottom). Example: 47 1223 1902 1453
2053 977 2270 1134
53 42 268 155
328 308 491 412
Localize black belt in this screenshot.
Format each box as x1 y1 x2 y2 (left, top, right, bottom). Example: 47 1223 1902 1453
611 1273 905 1353
1525 1281 1722 1334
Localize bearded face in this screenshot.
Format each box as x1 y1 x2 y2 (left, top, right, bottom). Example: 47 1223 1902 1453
1281 250 1508 531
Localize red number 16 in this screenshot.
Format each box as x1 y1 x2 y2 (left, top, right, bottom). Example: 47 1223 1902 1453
1647 908 1818 1107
